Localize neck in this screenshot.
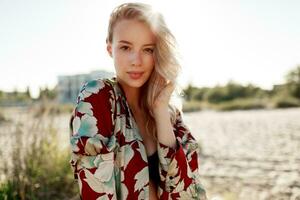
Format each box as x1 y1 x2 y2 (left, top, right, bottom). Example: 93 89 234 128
126 88 141 112
117 79 141 111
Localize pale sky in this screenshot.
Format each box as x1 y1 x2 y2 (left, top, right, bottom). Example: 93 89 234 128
1 0 300 98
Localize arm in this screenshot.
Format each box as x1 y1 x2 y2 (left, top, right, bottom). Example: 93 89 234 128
152 83 207 199
154 106 177 148
70 80 117 200
155 107 207 199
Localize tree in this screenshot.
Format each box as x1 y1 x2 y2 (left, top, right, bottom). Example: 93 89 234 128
183 84 198 101
285 65 300 99
38 86 57 101
25 86 31 98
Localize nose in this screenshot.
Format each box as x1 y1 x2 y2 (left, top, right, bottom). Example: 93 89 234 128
130 51 142 66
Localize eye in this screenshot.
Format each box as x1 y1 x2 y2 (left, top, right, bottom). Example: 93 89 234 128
120 46 130 51
144 48 154 54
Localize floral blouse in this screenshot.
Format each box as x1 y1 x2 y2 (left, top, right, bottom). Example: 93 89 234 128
69 77 207 200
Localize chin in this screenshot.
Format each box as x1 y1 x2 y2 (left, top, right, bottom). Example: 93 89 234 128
126 78 148 88
117 76 146 88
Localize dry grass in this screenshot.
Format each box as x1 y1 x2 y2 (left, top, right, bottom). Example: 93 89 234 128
0 105 78 200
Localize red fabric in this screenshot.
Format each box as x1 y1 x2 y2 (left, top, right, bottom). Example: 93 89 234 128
69 78 207 200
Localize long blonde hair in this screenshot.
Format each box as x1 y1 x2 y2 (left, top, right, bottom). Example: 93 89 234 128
107 3 182 138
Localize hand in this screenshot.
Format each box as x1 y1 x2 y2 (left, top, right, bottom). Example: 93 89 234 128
152 81 175 113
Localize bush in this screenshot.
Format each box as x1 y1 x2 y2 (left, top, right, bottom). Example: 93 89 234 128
182 101 203 112
213 98 266 111
204 83 249 103
192 88 210 101
204 86 228 103
272 96 300 108
285 66 300 99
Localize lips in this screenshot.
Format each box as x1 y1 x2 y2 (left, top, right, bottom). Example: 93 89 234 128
127 71 144 79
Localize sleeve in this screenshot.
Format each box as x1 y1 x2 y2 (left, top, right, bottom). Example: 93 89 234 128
69 79 118 200
157 108 207 200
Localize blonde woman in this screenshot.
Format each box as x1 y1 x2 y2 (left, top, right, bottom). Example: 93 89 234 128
70 2 207 199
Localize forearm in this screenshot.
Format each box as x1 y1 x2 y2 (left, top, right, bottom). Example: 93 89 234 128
154 106 207 199
153 106 177 149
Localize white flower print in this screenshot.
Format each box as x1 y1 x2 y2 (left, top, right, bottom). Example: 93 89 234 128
77 101 93 116
134 167 148 192
78 114 98 137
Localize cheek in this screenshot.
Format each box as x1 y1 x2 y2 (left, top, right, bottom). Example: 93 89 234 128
146 55 155 68
113 51 127 65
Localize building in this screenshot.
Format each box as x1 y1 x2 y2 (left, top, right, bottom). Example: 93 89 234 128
57 70 115 104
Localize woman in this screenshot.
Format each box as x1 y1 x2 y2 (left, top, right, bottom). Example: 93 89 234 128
70 2 207 199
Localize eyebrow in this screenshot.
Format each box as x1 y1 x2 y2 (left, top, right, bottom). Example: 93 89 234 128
118 40 155 47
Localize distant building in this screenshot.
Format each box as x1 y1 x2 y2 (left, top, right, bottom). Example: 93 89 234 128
57 70 115 104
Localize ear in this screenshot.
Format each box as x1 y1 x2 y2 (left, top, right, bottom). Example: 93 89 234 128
106 40 113 57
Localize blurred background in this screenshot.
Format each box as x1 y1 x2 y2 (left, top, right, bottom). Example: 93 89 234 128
0 0 300 199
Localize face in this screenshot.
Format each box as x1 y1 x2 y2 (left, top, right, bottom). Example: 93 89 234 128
107 19 156 89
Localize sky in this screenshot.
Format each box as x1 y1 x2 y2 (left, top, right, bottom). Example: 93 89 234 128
1 0 300 98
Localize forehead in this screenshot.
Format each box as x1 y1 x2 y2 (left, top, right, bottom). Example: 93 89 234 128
113 19 156 45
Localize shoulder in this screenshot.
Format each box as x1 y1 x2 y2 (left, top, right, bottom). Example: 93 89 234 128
70 78 117 143
74 78 117 122
76 77 116 104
